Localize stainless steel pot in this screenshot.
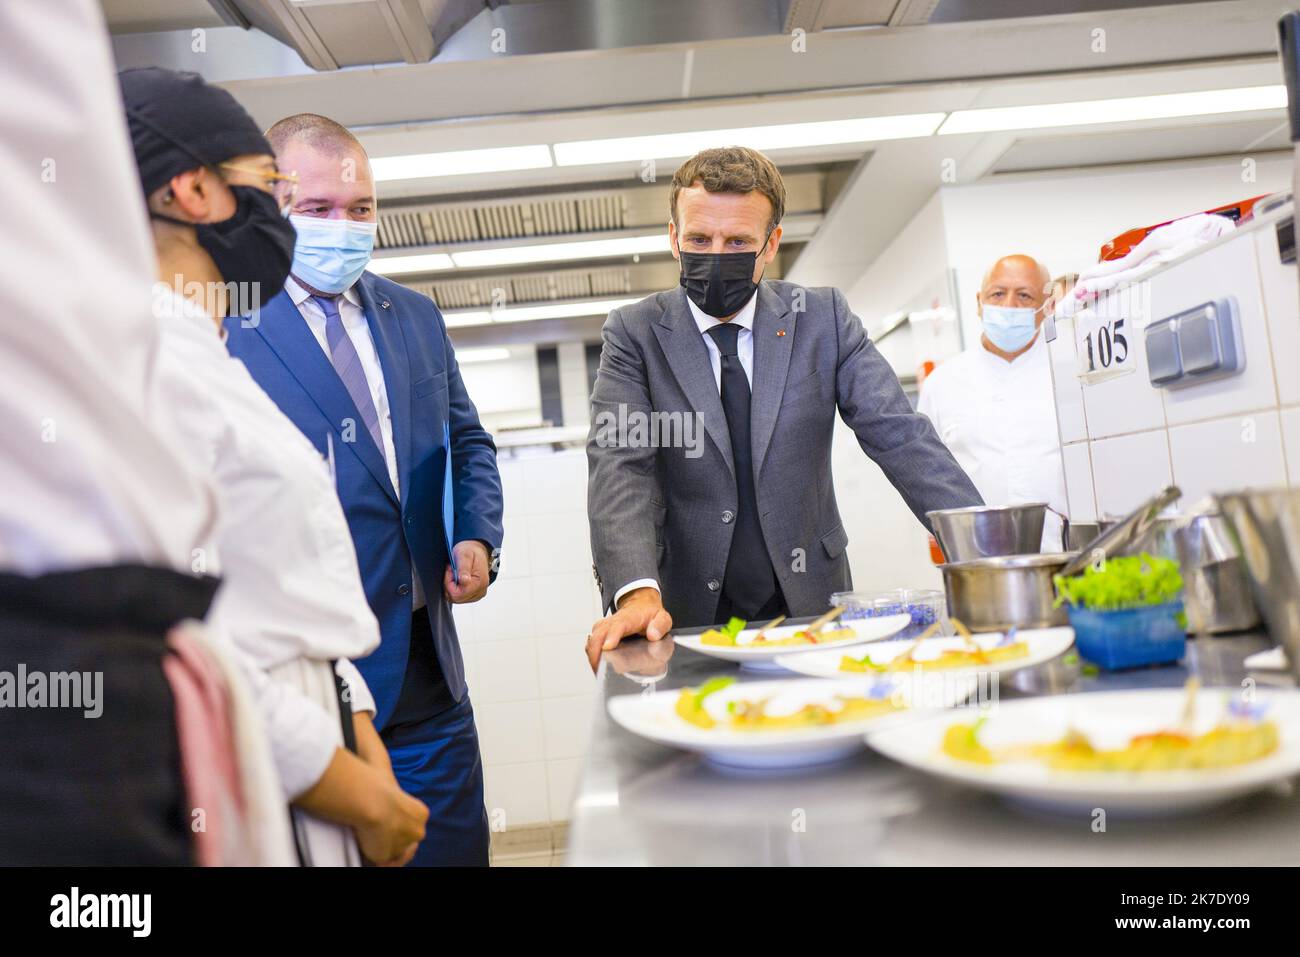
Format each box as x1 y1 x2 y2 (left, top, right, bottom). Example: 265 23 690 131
1123 512 1260 634
940 552 1078 632
1216 489 1300 679
927 503 1049 563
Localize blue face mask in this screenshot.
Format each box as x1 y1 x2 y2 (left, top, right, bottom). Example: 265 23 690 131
289 216 377 294
981 303 1041 353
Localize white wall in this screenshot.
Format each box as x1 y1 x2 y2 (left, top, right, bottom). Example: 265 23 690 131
457 345 543 433
452 449 600 829
939 155 1292 346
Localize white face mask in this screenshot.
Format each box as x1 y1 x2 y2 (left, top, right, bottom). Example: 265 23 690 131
289 216 377 294
981 303 1040 352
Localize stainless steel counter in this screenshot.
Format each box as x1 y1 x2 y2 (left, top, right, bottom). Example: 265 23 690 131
566 627 1300 866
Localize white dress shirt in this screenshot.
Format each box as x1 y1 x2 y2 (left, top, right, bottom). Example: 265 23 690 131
286 276 427 610
917 333 1068 551
0 0 218 575
154 289 381 798
613 292 759 606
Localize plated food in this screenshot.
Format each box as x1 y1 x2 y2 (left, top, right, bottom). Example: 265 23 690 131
609 675 973 770
866 685 1300 815
673 676 903 731
674 613 911 670
699 616 858 648
775 626 1074 680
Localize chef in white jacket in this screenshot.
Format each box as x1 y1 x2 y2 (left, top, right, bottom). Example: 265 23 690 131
918 254 1068 551
120 66 428 866
0 0 290 865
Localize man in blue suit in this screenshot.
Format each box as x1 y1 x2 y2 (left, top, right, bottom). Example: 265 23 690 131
224 113 503 866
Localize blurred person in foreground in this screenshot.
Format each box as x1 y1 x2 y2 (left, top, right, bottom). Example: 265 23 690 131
0 0 257 864
917 254 1068 551
225 113 503 867
584 147 982 668
120 67 427 866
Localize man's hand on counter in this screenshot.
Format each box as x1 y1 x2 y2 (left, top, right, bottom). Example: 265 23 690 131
586 587 673 672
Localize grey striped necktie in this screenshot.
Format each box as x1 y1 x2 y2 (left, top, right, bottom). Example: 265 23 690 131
312 294 385 455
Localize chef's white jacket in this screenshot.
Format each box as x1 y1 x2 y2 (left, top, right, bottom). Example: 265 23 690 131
154 289 380 799
0 0 219 575
917 333 1068 551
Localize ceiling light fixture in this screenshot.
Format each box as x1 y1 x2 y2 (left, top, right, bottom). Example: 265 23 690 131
443 297 642 328
369 144 553 182
938 85 1286 135
552 113 946 166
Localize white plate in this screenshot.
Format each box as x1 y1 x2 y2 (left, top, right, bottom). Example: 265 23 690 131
673 613 911 671
1245 647 1288 672
774 627 1075 680
866 688 1300 816
607 675 975 770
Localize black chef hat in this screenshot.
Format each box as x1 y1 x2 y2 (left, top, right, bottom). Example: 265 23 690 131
119 67 272 197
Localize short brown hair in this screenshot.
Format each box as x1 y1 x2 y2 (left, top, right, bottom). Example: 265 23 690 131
266 112 365 158
670 147 786 235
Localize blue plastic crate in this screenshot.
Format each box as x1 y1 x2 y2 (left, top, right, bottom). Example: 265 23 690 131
1067 601 1186 670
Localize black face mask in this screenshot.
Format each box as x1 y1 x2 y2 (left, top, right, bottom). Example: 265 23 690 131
153 185 296 315
677 234 770 319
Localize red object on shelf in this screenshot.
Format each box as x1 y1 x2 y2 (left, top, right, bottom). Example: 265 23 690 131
1098 194 1269 262
928 534 946 566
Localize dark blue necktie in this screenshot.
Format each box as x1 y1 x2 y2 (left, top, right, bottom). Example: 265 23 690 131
706 322 776 616
313 295 385 455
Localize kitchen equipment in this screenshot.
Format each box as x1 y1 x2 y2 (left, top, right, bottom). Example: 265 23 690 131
832 588 945 640
1058 485 1182 578
1216 488 1300 682
1067 601 1187 669
1122 511 1261 633
926 503 1050 562
940 552 1078 632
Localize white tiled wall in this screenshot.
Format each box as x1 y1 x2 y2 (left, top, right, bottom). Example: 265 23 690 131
1051 203 1300 520
455 449 601 828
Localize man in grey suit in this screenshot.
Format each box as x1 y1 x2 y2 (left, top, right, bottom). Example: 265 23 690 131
585 146 982 667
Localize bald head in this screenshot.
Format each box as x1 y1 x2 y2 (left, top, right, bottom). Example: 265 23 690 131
980 254 1051 298
268 113 376 223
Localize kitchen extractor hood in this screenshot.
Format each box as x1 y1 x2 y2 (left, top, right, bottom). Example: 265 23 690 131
217 0 485 70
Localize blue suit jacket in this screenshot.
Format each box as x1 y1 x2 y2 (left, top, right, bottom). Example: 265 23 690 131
224 273 503 729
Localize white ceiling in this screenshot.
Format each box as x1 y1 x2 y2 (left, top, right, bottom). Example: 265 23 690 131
100 0 1296 344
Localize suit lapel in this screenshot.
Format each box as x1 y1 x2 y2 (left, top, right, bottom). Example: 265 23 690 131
652 288 734 476
253 289 398 505
750 282 794 473
358 275 413 511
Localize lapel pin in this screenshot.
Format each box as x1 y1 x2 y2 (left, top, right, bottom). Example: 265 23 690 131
381 300 391 309
777 329 786 337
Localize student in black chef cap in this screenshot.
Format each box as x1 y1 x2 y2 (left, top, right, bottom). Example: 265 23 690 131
119 67 429 866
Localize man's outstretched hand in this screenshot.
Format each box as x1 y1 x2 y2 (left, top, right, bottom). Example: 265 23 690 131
586 587 673 672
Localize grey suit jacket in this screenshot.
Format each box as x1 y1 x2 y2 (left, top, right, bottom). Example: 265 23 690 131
586 280 983 629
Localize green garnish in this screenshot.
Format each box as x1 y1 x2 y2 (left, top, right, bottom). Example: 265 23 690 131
721 616 747 640
693 676 735 709
1053 553 1183 611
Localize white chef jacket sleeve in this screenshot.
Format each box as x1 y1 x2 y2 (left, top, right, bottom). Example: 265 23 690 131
335 659 376 717
234 654 341 801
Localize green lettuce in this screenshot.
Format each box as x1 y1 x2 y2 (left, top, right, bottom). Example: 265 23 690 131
1053 553 1183 611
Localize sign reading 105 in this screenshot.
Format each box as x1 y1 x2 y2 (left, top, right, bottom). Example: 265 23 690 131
1082 316 1129 372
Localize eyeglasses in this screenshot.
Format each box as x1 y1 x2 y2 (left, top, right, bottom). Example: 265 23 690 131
218 162 300 216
